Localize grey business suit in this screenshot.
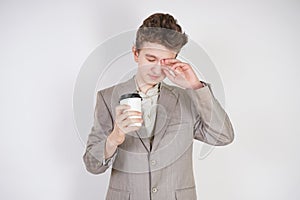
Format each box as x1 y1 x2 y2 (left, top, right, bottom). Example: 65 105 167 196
83 76 234 200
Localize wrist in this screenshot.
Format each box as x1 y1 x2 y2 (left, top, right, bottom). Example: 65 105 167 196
107 134 119 148
190 81 205 90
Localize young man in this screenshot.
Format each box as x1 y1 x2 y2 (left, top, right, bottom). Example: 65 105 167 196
83 13 234 200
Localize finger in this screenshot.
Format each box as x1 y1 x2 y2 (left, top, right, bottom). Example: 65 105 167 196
162 65 181 76
169 62 187 72
123 110 142 115
122 117 143 128
174 62 192 71
119 120 142 133
115 104 131 116
161 58 181 65
116 110 142 126
162 68 176 82
118 110 142 121
161 65 176 74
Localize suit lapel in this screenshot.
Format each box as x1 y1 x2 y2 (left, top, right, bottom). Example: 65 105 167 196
150 82 179 152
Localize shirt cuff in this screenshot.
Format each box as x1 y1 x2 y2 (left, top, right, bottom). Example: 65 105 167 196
102 148 118 167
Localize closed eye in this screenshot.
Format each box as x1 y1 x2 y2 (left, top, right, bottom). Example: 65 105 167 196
145 54 158 63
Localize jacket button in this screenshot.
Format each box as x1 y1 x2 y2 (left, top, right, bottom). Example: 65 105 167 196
151 159 156 165
152 187 158 193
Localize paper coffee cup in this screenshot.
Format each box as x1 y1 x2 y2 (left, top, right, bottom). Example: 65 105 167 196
119 93 142 126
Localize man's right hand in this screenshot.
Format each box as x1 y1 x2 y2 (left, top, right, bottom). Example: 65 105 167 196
108 104 143 147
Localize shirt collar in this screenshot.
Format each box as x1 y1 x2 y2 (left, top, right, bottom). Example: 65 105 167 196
134 75 161 96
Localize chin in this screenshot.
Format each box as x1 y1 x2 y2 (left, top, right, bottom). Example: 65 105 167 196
148 74 165 81
145 80 157 86
147 78 163 85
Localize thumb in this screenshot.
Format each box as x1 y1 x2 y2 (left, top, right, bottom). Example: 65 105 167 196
162 68 175 82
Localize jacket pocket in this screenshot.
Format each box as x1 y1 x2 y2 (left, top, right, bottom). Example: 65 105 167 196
175 186 197 200
106 187 130 200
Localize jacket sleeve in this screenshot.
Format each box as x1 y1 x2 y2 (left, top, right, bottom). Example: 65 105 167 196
83 90 117 174
185 82 234 146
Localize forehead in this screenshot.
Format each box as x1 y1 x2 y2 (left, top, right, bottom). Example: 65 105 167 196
139 42 177 58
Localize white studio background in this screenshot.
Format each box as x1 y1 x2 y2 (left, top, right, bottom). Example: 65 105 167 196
0 0 299 200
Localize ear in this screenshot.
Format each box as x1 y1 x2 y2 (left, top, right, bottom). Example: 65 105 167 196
132 46 139 62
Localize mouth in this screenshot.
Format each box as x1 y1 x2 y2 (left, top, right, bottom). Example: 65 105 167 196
148 74 160 80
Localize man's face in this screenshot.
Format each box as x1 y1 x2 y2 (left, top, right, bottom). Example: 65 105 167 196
133 42 177 87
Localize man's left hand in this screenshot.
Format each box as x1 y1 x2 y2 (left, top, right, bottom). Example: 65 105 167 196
161 58 204 89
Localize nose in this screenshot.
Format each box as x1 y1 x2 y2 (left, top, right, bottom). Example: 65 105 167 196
151 62 162 75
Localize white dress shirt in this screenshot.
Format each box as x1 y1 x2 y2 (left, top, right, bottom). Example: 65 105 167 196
134 79 161 138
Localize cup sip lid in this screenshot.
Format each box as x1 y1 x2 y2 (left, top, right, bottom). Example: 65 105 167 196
119 93 142 103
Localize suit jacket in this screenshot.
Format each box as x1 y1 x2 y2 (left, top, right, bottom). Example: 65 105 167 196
83 76 234 200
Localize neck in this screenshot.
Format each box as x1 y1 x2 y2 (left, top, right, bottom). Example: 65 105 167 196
135 75 156 94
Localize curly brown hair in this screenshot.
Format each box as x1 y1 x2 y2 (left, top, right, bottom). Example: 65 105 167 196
135 13 188 53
